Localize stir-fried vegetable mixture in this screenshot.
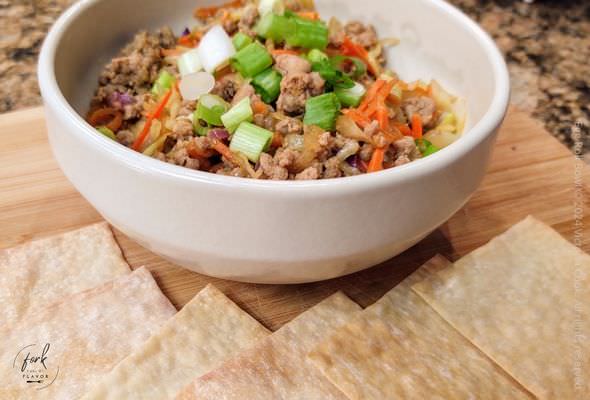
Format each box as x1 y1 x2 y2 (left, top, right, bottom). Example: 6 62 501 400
87 0 466 180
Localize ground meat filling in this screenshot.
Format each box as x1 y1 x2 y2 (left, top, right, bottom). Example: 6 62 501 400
212 74 240 102
344 21 378 48
402 96 437 127
93 28 176 111
393 136 421 166
274 54 312 76
277 72 325 115
276 117 303 135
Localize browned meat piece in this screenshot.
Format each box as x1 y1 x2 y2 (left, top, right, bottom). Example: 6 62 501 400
94 28 175 104
323 156 342 179
170 118 194 139
276 117 303 135
295 163 321 180
116 129 135 147
259 153 289 180
231 83 256 106
275 148 299 168
308 72 325 96
178 100 197 117
238 4 259 36
274 54 311 76
276 73 325 115
402 96 436 127
344 21 378 48
393 136 420 166
212 74 240 102
253 113 276 131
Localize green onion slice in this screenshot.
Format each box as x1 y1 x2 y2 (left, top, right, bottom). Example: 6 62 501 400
307 49 329 64
330 55 367 79
251 68 282 103
335 82 367 108
256 13 294 42
232 32 253 51
151 70 176 96
229 122 273 162
221 97 254 133
195 94 230 126
311 59 354 90
285 15 329 50
231 42 273 78
97 126 116 140
303 92 341 131
415 138 440 156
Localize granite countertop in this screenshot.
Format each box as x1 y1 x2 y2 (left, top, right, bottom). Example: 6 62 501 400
1 0 588 160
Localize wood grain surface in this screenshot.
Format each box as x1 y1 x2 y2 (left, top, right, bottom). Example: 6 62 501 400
1 107 588 330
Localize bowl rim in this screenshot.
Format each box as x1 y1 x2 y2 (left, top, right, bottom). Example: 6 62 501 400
38 0 509 193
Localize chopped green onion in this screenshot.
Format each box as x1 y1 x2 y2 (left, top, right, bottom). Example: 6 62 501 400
307 49 329 64
311 59 354 90
415 138 440 156
330 55 366 79
177 49 203 77
286 16 329 50
96 126 116 140
256 13 294 42
232 32 253 51
221 97 254 133
195 94 230 126
229 122 273 162
231 42 273 78
151 70 176 96
335 82 366 107
303 93 341 131
251 68 282 103
193 118 211 136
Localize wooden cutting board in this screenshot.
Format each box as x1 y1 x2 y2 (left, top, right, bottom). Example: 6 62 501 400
1 106 588 330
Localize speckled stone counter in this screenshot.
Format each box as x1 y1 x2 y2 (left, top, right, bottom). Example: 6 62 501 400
1 0 588 160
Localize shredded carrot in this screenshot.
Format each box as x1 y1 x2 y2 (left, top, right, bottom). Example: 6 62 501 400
411 114 423 139
340 36 377 76
296 11 319 20
211 139 235 161
252 99 269 115
394 122 412 136
271 49 301 56
132 88 173 151
357 80 384 113
271 132 283 148
194 0 242 18
87 107 123 132
177 34 198 48
342 109 371 128
376 106 389 131
367 147 385 173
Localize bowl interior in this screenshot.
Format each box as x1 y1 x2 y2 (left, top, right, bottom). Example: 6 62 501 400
54 0 498 134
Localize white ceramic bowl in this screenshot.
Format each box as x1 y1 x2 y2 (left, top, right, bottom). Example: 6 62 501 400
39 0 509 283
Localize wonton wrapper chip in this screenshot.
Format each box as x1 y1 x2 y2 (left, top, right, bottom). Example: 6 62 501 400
81 284 270 399
0 267 176 400
0 222 130 328
175 292 361 399
308 255 532 399
413 217 590 399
